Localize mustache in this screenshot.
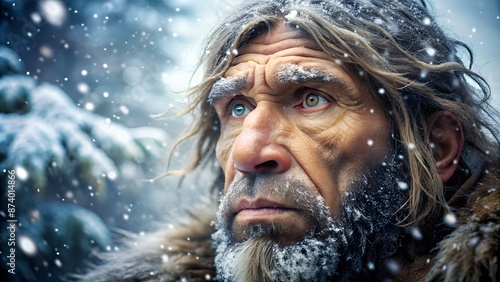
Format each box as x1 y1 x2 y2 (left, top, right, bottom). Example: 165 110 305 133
221 174 296 197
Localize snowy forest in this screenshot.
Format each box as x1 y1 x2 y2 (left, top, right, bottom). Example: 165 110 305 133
0 0 498 281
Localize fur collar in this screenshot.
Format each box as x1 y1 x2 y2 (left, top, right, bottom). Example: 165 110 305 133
425 164 500 281
80 209 216 282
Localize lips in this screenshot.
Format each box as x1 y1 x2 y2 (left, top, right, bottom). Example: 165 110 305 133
230 198 297 219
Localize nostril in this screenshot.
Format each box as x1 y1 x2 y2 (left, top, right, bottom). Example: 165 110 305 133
232 139 292 174
255 160 278 171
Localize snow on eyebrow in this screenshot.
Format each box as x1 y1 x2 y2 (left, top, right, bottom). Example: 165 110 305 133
207 77 247 105
276 63 350 91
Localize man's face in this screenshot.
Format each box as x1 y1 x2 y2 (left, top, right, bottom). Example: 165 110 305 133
211 23 392 243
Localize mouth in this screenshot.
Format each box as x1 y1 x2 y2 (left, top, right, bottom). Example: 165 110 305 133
231 198 298 222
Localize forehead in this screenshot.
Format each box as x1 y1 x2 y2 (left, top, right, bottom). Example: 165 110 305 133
210 23 359 99
235 23 321 56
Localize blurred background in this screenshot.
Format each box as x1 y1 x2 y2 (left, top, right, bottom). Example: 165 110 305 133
0 0 498 281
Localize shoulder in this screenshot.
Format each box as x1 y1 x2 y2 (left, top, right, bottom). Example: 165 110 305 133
77 206 217 282
427 162 500 281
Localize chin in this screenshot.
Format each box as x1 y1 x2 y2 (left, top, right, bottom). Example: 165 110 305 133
231 211 312 245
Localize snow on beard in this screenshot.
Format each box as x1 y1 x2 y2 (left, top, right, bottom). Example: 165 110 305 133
212 154 409 281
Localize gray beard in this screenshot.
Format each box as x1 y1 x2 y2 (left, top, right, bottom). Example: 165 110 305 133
213 156 409 281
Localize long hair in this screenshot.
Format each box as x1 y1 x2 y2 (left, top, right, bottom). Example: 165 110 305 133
168 0 499 225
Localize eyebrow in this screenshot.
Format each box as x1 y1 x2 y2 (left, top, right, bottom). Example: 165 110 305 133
276 63 351 91
208 77 247 105
207 63 351 105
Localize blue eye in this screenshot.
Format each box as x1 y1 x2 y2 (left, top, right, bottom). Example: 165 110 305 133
231 103 251 117
303 93 328 108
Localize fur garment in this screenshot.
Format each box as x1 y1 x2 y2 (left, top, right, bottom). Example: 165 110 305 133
80 165 500 282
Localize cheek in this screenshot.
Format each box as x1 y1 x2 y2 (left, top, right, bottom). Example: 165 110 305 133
312 114 391 195
215 138 230 173
215 128 240 173
215 138 235 194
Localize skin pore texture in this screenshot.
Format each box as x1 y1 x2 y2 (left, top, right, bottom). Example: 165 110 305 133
211 24 410 281
213 23 391 222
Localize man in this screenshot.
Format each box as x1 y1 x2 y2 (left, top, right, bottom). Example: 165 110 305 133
83 0 499 281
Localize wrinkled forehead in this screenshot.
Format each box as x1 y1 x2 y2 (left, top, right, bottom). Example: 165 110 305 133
234 22 322 59
207 20 368 103
241 21 314 46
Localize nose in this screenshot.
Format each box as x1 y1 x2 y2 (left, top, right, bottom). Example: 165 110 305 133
231 105 292 174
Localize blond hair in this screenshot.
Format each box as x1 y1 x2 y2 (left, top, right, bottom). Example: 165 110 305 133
167 0 499 225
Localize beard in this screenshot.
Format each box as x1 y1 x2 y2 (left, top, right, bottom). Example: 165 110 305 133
213 155 410 282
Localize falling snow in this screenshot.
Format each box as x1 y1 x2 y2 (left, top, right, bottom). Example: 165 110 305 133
19 236 38 256
444 212 458 227
0 0 499 281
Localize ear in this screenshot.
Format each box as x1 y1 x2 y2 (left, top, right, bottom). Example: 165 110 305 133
427 111 464 183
